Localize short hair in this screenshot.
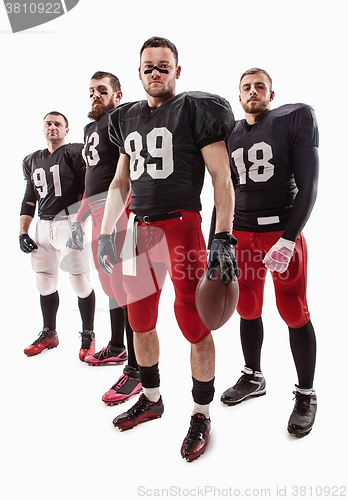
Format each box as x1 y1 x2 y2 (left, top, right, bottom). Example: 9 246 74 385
140 36 179 66
90 71 121 92
43 111 69 128
239 68 272 91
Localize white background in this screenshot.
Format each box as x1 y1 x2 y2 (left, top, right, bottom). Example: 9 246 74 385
0 1 347 499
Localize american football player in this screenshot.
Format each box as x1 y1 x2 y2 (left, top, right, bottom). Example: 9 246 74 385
97 37 237 461
67 71 142 403
20 112 96 360
216 68 319 438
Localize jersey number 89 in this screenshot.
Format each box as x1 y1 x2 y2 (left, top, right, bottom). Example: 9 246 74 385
124 127 174 180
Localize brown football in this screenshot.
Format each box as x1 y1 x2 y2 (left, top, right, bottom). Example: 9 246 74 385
195 266 239 330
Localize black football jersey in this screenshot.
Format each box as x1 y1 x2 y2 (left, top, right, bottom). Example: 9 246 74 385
21 143 85 218
108 92 234 216
82 111 120 199
228 103 319 232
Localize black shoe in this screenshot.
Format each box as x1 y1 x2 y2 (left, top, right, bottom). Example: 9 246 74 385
287 388 317 437
113 393 164 431
181 413 211 462
123 364 140 378
84 342 127 366
221 367 266 406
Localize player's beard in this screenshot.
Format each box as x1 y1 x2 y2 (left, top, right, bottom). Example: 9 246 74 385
88 100 115 121
241 99 269 116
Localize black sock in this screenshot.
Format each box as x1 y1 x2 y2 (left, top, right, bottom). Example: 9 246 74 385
192 377 215 405
240 317 264 372
40 292 59 331
78 290 95 331
289 320 316 389
109 298 125 349
138 363 160 388
124 307 138 370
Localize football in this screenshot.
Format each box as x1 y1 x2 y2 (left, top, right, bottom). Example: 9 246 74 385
195 266 239 330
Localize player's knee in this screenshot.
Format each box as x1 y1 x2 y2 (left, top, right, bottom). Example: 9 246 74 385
36 273 57 296
237 292 262 320
276 296 310 328
127 300 158 333
69 273 93 298
174 299 209 343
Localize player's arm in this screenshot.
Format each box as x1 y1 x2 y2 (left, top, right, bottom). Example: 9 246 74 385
101 152 131 234
19 173 38 253
282 146 319 241
19 214 33 235
263 146 319 273
202 141 238 282
202 140 234 233
66 192 92 251
97 153 131 274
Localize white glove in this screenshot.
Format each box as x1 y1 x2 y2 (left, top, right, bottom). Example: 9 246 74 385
263 237 295 273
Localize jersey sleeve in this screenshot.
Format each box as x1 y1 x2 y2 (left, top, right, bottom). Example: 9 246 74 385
287 105 319 149
20 155 37 217
190 94 235 150
66 143 86 196
108 108 124 150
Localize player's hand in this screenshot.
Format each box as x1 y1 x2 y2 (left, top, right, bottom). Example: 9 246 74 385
207 232 239 283
19 233 38 253
263 237 295 273
66 221 84 251
97 233 117 275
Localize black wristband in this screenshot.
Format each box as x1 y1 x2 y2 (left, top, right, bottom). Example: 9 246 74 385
213 232 237 245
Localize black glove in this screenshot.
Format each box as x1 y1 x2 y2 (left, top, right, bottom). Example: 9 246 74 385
97 233 117 275
19 233 38 253
207 232 239 283
66 221 84 251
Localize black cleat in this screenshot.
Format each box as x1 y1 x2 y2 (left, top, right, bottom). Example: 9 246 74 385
113 393 164 431
221 367 266 406
181 413 211 462
287 389 317 437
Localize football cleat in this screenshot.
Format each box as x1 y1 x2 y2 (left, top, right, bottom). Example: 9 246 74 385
102 371 142 405
113 393 164 431
84 342 127 366
79 330 95 361
287 388 317 437
221 367 266 406
181 413 211 462
24 328 59 356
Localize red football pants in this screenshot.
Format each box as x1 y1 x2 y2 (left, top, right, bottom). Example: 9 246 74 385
233 230 310 329
90 203 128 308
123 210 210 344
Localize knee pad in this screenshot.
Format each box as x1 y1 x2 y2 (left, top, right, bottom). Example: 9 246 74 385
36 272 58 296
69 273 93 298
174 298 210 343
276 295 310 329
236 287 263 320
127 294 159 333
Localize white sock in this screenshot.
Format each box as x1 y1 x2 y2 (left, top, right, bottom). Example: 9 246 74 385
192 403 210 419
296 385 315 396
143 387 161 403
